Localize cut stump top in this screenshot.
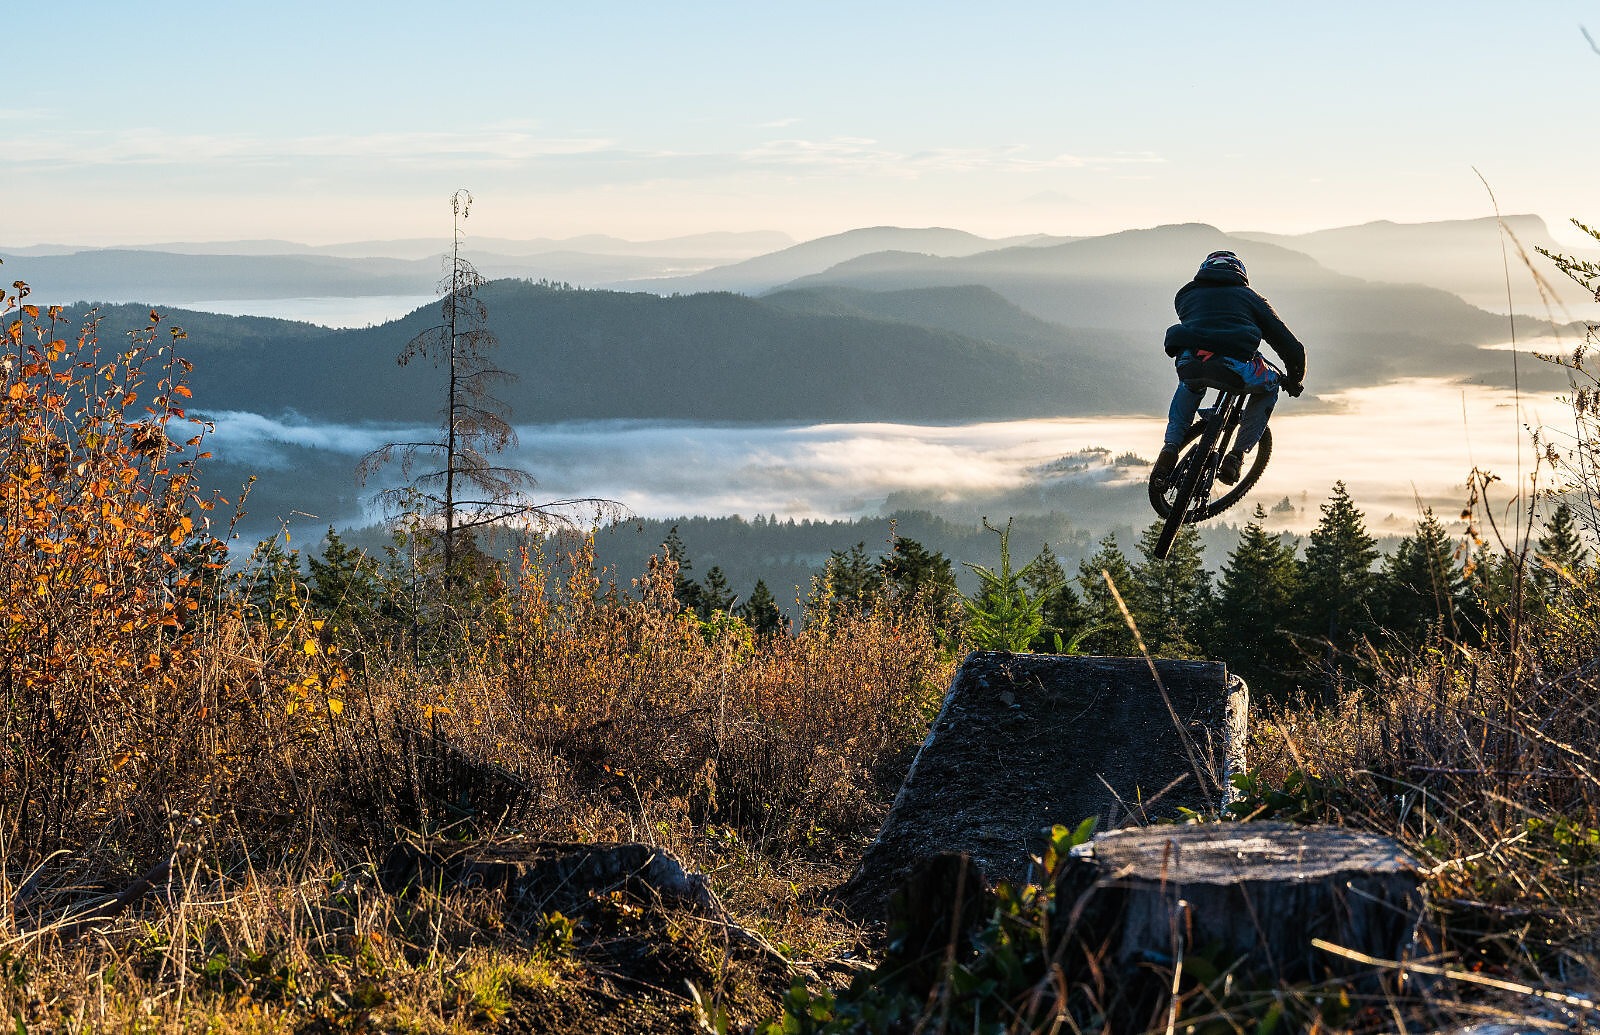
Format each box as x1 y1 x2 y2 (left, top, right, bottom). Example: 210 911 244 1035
1081 821 1420 884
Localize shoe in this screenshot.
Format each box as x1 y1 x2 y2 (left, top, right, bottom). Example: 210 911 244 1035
1152 445 1181 482
1217 450 1243 485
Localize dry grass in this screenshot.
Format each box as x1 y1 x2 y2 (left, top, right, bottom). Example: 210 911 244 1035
0 297 956 1030
1248 574 1600 983
17 287 1600 1031
0 545 950 1032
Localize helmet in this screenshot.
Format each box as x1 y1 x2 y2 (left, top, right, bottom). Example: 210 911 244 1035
1198 250 1248 282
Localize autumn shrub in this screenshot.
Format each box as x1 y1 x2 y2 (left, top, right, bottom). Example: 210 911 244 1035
0 290 245 866
0 274 951 870
0 277 959 1035
429 538 954 852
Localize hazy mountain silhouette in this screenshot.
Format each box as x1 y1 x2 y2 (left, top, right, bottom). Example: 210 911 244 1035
1 231 791 262
1235 215 1600 314
762 284 1145 359
625 226 1067 294
782 223 1576 392
60 281 1162 426
0 241 788 302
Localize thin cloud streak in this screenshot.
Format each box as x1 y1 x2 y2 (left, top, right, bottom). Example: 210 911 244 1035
1 129 620 167
2 126 1163 187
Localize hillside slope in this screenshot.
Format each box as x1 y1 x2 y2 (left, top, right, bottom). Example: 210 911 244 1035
60 282 1163 425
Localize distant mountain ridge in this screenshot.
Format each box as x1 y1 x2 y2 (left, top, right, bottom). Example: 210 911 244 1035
1234 215 1600 313
58 281 1164 427
0 232 800 298
1 230 793 261
762 284 1144 359
778 222 1577 393
624 226 1072 294
10 216 1591 329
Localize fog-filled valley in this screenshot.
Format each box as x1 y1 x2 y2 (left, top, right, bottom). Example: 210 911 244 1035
4 216 1587 595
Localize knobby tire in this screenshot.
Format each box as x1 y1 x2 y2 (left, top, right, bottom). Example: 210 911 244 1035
1148 406 1274 560
1152 422 1217 560
1148 423 1273 522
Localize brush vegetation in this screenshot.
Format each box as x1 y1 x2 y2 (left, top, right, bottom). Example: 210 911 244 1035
6 227 1600 1033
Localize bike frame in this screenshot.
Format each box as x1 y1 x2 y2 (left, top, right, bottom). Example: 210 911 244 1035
1151 387 1249 560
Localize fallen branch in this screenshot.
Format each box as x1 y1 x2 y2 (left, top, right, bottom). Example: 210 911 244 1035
1312 938 1600 1015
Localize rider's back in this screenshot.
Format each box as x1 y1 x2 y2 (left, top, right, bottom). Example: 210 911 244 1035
1163 264 1306 382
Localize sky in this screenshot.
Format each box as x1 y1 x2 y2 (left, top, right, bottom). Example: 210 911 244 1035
6 2 1600 246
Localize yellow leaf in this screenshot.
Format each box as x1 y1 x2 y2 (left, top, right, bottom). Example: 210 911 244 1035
302 639 319 656
327 699 343 716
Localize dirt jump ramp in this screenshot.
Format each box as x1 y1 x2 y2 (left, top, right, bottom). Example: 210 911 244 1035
846 652 1246 912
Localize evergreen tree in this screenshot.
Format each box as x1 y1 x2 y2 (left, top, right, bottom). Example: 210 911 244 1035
738 578 787 636
660 525 704 616
307 526 382 637
825 542 878 611
1377 509 1465 643
1534 500 1587 604
961 518 1050 652
1212 505 1300 691
699 565 737 616
1131 520 1212 657
1075 533 1139 656
1023 544 1092 653
877 536 959 626
1293 481 1380 690
1461 541 1519 642
244 535 305 620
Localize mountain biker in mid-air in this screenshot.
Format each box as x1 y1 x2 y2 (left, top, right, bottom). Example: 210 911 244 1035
1151 250 1306 486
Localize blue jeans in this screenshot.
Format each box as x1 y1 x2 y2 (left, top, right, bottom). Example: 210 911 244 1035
1163 357 1279 452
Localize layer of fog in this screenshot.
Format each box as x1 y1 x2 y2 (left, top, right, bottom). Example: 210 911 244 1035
204 376 1570 544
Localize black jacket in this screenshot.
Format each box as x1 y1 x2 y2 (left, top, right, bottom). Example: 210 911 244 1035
1162 266 1306 383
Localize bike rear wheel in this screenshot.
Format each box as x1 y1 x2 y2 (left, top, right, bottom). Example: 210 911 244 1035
1148 422 1272 523
1151 420 1222 560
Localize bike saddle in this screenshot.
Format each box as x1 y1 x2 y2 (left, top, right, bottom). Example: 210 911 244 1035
1175 356 1248 393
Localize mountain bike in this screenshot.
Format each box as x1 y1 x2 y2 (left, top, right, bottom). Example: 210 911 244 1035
1147 370 1281 560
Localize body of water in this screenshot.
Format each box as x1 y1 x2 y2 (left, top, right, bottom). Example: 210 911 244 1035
169 294 440 328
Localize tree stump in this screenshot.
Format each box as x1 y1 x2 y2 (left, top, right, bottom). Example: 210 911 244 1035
1073 821 1426 986
845 653 1246 913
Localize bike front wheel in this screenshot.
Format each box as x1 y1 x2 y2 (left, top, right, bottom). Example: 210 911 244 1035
1148 423 1272 522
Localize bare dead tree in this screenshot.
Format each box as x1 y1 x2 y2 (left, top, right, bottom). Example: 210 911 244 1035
358 190 613 584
